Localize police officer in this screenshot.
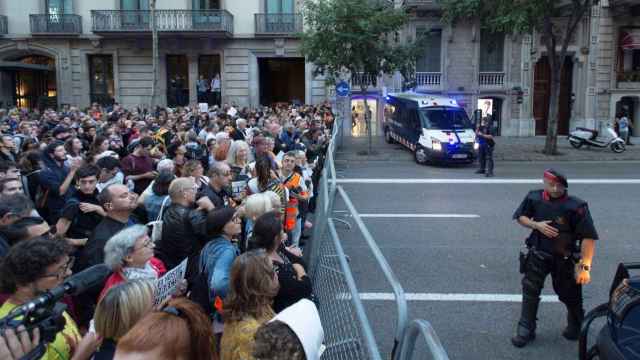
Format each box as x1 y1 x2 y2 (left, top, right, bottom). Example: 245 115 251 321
475 117 495 177
511 169 598 347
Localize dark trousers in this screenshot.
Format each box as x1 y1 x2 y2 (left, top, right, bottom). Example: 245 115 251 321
522 249 582 308
478 145 494 173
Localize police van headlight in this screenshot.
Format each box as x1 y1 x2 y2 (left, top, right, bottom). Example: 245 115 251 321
432 139 442 152
474 142 480 151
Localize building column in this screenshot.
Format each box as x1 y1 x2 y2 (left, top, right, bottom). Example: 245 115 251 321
188 54 198 105
248 52 259 108
584 4 601 130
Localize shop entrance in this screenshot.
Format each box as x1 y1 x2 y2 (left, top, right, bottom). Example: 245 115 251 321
0 55 56 109
351 97 378 137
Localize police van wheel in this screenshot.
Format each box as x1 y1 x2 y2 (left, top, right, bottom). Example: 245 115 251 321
414 146 429 165
385 129 395 144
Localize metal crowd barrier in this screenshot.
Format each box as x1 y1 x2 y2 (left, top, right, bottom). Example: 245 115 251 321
307 115 449 360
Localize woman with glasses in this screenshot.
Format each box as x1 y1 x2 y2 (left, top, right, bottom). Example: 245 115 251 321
0 237 99 359
100 225 166 301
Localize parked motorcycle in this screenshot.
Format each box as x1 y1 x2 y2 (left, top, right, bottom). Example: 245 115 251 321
579 262 640 360
568 125 626 153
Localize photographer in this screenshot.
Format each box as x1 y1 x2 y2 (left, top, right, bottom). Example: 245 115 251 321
0 238 98 360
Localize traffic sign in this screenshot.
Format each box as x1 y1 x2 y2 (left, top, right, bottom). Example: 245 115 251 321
336 81 350 97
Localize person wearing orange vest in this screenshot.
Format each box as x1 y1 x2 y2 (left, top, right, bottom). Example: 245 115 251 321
281 151 309 247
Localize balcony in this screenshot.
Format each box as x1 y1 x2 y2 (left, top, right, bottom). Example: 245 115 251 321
416 72 441 87
351 72 378 89
402 0 441 9
255 13 302 37
30 14 82 35
91 10 233 37
617 71 640 89
479 72 505 87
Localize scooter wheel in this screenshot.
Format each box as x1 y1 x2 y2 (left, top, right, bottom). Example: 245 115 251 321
611 142 626 153
569 139 583 149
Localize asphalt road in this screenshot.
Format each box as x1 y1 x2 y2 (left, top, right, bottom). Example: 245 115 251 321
331 157 640 360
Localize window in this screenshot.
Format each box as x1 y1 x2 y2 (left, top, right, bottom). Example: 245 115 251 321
480 30 505 72
266 0 294 13
121 0 149 10
89 55 114 106
633 50 640 71
193 0 220 10
46 0 73 15
416 28 442 73
419 107 473 130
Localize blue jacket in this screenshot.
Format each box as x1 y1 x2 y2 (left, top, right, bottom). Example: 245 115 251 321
199 236 239 301
38 155 71 217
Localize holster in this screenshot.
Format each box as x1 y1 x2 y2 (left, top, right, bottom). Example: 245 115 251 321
519 249 529 274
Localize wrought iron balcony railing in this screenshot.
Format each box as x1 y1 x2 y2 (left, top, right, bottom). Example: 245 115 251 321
30 14 82 34
254 13 302 36
0 16 7 35
91 10 233 34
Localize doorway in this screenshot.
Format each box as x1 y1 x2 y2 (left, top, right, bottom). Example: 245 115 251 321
166 55 189 107
533 56 574 136
351 97 378 137
198 55 221 105
477 97 503 135
258 58 305 106
3 55 57 109
616 96 639 136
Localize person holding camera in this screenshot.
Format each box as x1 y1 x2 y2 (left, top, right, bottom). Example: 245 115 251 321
0 238 99 359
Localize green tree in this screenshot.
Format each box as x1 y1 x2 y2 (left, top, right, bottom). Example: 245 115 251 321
441 0 596 155
300 0 424 154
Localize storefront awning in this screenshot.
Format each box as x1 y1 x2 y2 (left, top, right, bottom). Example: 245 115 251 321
0 61 53 72
620 29 640 50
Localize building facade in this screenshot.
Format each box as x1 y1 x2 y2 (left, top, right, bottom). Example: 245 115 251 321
347 0 640 138
0 0 328 110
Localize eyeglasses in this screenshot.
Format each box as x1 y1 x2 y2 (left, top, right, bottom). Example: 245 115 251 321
133 237 154 251
41 257 75 280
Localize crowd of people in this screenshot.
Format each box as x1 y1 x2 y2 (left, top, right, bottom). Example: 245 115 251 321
0 100 334 360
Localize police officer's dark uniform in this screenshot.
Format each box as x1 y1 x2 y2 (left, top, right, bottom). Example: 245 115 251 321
476 120 495 177
511 169 598 347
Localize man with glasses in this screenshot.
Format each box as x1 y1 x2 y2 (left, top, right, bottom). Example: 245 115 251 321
121 137 157 195
511 169 598 348
0 238 98 359
197 162 233 209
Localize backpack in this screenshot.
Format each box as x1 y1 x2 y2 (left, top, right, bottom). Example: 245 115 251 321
146 196 170 243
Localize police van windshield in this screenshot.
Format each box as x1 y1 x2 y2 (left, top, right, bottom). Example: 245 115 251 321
419 107 473 130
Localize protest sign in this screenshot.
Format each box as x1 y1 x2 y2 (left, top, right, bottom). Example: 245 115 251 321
154 258 188 306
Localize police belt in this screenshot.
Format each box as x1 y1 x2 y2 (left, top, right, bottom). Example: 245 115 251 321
528 246 581 262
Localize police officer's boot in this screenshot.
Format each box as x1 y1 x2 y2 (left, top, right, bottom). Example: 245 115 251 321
511 296 539 348
562 306 584 341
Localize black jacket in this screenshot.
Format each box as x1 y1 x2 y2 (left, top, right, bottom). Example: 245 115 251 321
155 204 207 271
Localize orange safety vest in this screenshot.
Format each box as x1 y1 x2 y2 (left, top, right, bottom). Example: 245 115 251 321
283 172 307 231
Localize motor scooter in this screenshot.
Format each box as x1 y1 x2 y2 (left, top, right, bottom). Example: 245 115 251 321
568 125 626 153
579 262 640 360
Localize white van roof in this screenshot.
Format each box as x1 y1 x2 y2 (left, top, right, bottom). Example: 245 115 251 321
388 92 461 108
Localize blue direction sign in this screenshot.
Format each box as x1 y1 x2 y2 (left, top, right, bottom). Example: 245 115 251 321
336 81 351 97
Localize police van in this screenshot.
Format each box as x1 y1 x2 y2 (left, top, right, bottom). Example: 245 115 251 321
383 92 478 165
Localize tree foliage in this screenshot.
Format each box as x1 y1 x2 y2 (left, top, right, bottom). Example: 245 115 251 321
300 0 424 85
441 0 596 154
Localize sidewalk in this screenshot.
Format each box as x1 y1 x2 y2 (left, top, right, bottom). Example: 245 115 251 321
336 135 640 162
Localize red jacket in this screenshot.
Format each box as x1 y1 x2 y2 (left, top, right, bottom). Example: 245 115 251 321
99 257 166 301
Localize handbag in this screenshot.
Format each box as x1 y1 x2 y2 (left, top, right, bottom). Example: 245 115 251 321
147 196 170 243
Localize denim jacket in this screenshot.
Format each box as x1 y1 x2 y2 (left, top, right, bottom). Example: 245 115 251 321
199 236 239 301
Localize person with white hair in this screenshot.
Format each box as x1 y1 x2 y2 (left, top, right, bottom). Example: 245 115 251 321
138 159 175 201
226 140 251 179
231 118 248 141
100 224 166 300
242 191 280 251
